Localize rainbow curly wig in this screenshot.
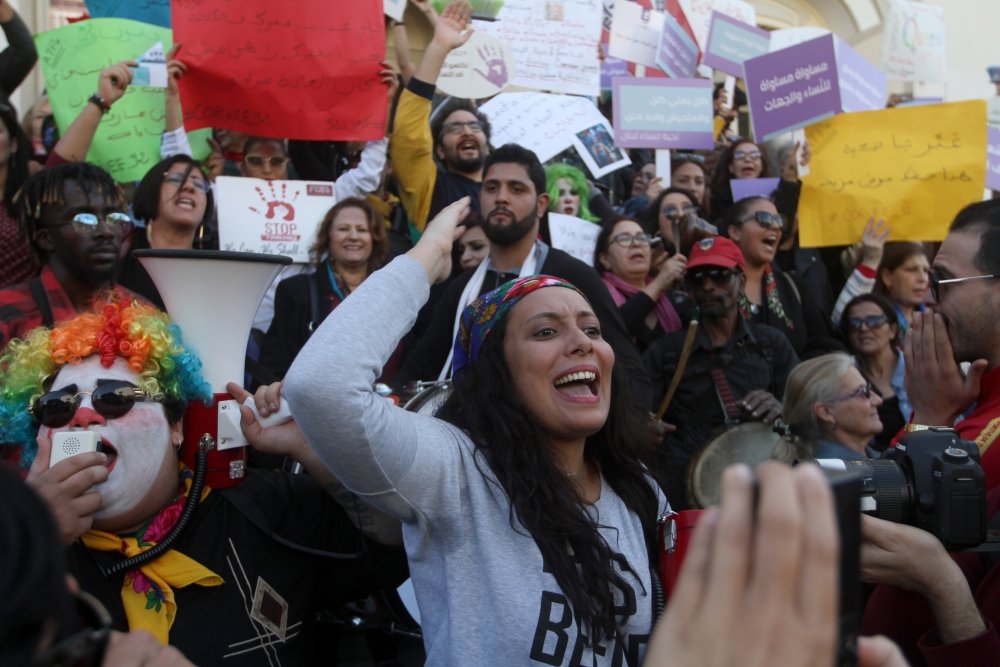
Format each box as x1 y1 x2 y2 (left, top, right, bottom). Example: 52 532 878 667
0 291 211 467
545 163 599 223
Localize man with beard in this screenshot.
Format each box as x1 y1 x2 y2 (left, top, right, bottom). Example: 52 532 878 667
391 1 492 237
395 143 652 408
0 162 139 349
643 237 797 509
904 199 1000 490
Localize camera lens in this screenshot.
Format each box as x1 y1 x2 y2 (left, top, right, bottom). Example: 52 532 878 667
816 459 911 524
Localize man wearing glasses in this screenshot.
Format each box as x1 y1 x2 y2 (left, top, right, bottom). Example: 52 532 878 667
906 199 1000 490
391 1 492 237
0 162 140 350
643 236 798 509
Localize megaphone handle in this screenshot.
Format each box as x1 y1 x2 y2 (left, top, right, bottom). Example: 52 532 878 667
243 396 293 428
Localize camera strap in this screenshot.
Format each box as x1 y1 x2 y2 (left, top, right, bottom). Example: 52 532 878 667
709 366 742 423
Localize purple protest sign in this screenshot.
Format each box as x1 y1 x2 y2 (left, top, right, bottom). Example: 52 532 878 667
601 44 631 90
612 77 714 149
744 34 840 141
655 12 699 79
701 12 769 77
835 38 886 113
988 127 1000 191
730 177 780 201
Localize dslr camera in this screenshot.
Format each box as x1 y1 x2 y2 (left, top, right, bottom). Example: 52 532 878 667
820 427 986 550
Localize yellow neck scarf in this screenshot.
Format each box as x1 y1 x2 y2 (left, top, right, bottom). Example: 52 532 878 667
80 468 224 644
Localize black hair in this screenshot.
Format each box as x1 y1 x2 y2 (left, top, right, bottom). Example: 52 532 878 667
949 199 1000 276
482 143 546 197
429 98 493 150
241 136 288 157
721 194 772 239
12 162 127 261
709 140 772 203
436 314 659 642
593 215 642 274
840 293 902 376
0 103 30 207
132 155 215 228
0 465 75 665
640 187 699 236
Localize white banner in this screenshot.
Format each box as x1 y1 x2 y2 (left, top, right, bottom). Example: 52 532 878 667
548 212 601 266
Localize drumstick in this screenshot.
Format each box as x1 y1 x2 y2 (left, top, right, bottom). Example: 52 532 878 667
654 319 699 422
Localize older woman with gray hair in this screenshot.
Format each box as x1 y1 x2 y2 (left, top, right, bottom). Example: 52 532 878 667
773 352 882 463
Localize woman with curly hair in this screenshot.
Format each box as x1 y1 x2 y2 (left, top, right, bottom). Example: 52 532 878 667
285 197 667 665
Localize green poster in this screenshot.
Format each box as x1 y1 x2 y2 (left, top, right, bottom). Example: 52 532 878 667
35 18 211 182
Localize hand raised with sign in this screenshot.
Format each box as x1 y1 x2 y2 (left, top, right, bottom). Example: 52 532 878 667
433 1 474 52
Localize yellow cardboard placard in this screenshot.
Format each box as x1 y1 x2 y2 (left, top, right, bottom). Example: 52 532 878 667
799 100 986 247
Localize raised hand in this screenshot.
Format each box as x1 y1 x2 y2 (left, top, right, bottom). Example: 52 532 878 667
859 218 890 268
433 1 474 52
98 60 138 107
165 44 187 97
409 196 472 283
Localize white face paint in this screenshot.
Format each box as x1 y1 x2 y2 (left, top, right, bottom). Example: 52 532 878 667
42 356 179 529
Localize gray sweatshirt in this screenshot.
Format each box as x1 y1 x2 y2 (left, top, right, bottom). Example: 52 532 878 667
285 255 666 666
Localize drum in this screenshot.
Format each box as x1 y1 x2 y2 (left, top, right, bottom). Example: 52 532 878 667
402 381 452 416
686 421 781 509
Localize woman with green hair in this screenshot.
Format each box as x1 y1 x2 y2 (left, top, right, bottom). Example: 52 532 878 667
545 163 600 223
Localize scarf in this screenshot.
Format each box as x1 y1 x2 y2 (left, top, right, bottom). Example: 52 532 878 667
602 272 682 334
80 467 223 644
738 263 794 329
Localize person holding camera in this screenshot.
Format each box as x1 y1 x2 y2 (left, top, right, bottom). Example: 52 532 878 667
905 199 1000 490
860 490 1000 666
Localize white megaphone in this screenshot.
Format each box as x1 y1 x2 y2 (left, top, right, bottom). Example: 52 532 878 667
135 249 291 488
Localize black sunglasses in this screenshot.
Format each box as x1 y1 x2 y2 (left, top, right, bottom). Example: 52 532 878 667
686 267 736 285
847 314 889 331
31 380 157 428
738 211 783 230
928 269 1000 302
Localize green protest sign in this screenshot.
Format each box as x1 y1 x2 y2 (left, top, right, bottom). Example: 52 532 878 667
35 18 210 182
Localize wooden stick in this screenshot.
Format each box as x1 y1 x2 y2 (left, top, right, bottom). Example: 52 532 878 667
654 320 699 421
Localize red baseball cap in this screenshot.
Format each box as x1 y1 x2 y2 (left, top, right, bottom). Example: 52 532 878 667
685 236 745 271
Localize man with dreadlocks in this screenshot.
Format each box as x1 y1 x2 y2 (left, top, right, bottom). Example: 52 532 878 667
0 162 139 349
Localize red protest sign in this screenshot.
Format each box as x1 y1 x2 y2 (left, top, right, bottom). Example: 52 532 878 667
172 0 386 141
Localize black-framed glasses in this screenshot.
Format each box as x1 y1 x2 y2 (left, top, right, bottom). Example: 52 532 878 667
244 154 289 169
31 380 157 428
610 232 651 248
49 212 132 237
442 120 483 135
739 211 783 230
847 315 889 331
163 171 211 192
928 269 1000 302
833 382 873 403
733 149 761 161
686 267 736 286
31 590 111 667
661 204 697 221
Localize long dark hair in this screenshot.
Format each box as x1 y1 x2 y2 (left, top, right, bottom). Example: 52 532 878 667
436 315 659 642
709 139 772 203
0 103 30 207
840 293 900 379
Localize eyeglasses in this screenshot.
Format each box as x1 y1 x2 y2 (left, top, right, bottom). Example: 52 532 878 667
31 589 111 667
686 267 736 285
661 205 697 221
928 269 1000 302
739 211 783 230
244 154 289 169
49 212 132 237
610 232 651 248
163 171 211 192
733 149 762 161
442 120 483 135
31 380 158 428
847 314 889 331
833 382 873 403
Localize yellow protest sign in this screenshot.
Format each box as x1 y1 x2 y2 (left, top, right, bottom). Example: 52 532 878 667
799 100 986 247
